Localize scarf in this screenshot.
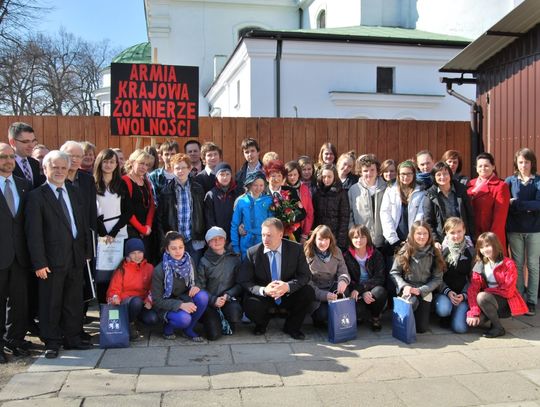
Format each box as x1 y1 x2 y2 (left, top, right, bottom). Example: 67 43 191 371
315 247 332 263
471 173 495 195
442 235 472 267
162 251 193 299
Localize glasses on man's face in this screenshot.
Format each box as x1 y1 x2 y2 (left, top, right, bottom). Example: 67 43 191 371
15 138 37 145
0 154 16 160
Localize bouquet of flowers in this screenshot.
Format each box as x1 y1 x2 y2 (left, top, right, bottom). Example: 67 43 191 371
269 189 304 240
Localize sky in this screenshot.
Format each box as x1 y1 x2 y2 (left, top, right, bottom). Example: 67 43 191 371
36 0 148 51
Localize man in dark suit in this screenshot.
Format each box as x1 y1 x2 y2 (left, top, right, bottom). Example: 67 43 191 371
8 122 46 190
25 150 92 358
238 218 315 340
0 143 32 363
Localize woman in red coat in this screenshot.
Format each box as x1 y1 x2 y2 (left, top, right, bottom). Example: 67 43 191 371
467 152 510 254
466 232 527 338
107 238 158 340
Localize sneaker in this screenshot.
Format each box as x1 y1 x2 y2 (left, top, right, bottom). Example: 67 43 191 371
162 332 176 340
526 303 536 316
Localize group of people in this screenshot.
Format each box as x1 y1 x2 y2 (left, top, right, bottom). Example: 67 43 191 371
1 120 537 362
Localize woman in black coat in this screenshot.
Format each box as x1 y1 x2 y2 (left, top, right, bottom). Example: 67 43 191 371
423 161 475 245
312 164 350 250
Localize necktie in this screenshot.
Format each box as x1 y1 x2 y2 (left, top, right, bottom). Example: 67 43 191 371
271 251 281 305
57 188 73 232
4 179 16 217
21 158 32 183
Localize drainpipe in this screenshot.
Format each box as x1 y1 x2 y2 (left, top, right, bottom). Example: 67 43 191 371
276 38 283 118
441 77 482 176
299 7 303 29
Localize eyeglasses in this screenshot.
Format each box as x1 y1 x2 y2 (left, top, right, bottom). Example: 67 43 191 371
15 138 37 145
0 154 16 160
399 172 414 177
69 155 83 160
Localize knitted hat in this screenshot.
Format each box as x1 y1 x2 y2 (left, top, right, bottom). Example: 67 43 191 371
205 226 227 243
243 170 266 187
214 162 232 176
124 238 145 256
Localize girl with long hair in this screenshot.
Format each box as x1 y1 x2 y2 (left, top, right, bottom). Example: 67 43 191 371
390 221 445 333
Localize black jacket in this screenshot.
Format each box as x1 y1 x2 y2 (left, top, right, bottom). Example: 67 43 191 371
0 175 32 269
423 180 476 243
204 182 241 238
312 181 350 249
343 248 386 294
67 170 97 233
194 170 216 194
235 160 263 188
25 183 91 271
155 179 206 247
13 156 45 189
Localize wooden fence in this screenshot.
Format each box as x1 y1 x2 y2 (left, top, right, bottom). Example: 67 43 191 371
0 116 472 176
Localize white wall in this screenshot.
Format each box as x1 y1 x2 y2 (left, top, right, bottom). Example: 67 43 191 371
207 38 476 121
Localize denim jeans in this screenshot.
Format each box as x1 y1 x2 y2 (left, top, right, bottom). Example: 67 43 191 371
508 232 540 305
435 294 468 333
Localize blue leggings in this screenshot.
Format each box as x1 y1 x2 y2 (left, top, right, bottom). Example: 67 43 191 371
122 296 159 325
164 290 209 337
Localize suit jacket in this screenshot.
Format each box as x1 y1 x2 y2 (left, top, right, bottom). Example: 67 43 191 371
238 238 311 296
25 182 91 271
67 170 97 232
13 156 45 190
0 175 32 269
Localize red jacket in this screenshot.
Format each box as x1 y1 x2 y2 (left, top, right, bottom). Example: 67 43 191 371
467 176 510 254
107 259 154 304
122 175 156 235
467 257 528 318
299 183 314 238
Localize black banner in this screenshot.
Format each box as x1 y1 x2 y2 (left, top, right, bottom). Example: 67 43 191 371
110 63 199 137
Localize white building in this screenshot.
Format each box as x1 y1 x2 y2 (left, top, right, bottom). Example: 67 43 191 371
97 0 522 119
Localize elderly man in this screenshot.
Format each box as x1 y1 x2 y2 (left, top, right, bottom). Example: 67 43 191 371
238 218 315 340
25 150 92 358
0 143 32 363
7 122 45 189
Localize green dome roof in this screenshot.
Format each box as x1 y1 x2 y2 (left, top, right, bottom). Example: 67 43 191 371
112 42 151 64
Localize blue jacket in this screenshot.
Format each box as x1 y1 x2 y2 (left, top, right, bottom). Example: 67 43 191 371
230 193 272 259
505 175 540 233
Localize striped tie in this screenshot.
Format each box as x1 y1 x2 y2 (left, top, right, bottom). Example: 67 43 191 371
21 158 32 183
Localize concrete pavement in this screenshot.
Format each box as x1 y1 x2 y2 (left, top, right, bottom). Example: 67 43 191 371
1 312 540 406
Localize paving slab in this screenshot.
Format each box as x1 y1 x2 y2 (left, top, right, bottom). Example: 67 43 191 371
162 389 241 407
410 332 472 353
240 386 323 406
456 333 532 349
27 349 104 372
501 317 533 330
167 344 232 366
476 403 540 407
148 332 209 347
59 368 138 398
1 398 81 407
276 359 359 386
98 346 168 368
0 371 68 401
403 351 486 377
290 342 361 361
460 347 540 372
455 371 540 404
507 327 540 347
355 338 419 359
82 393 162 407
209 363 282 389
518 368 540 386
136 366 209 392
388 376 481 407
230 343 294 364
315 382 405 407
264 324 323 343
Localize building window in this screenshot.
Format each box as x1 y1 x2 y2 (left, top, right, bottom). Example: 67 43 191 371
238 26 261 40
377 67 394 94
317 10 326 28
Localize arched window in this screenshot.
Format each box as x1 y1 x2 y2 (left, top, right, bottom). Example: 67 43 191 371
238 26 262 40
317 10 326 28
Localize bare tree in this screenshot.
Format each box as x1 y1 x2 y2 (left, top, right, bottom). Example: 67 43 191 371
0 29 118 115
0 0 49 43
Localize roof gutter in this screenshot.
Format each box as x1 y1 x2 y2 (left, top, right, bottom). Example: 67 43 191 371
441 76 482 175
276 38 283 118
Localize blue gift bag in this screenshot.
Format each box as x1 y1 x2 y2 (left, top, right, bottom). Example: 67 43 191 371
99 303 130 349
328 297 357 344
392 296 417 344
